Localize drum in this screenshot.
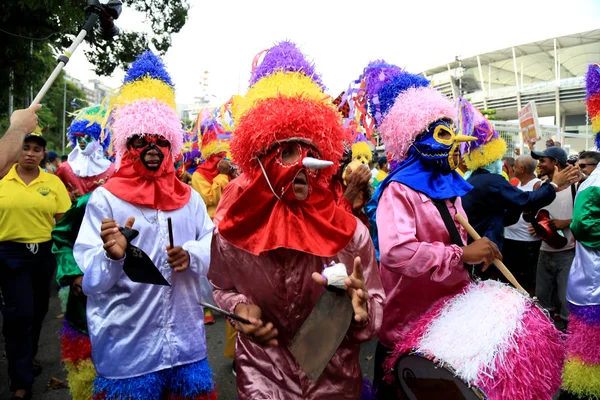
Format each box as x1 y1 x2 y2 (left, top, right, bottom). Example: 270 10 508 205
388 280 565 400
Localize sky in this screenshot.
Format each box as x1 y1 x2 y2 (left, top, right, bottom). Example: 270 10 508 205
64 0 600 109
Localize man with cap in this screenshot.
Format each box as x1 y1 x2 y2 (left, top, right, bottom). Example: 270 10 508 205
0 132 71 399
73 52 217 399
208 42 384 400
531 146 579 331
458 98 578 280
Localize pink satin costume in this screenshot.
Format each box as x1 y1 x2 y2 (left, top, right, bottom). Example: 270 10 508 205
377 182 471 348
209 217 385 399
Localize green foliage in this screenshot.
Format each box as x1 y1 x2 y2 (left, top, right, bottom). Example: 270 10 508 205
0 0 189 151
482 109 497 120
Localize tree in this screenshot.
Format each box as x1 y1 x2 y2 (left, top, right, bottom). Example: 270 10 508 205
0 0 189 114
0 41 88 153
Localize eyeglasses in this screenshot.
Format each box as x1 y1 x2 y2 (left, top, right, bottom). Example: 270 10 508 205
578 163 598 168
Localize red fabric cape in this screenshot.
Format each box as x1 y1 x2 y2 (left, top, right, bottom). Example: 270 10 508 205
218 170 357 257
195 154 223 184
103 153 191 211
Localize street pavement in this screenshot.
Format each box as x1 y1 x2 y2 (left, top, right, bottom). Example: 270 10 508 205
1 281 377 399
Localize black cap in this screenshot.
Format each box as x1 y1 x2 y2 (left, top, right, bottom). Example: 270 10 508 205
24 134 47 148
531 146 567 166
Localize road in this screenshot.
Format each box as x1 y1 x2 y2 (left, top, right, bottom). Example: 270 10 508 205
1 281 377 399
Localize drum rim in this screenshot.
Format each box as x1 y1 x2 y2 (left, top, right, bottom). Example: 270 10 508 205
394 352 487 400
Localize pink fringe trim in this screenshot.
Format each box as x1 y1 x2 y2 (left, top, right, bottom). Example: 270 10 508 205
478 305 565 400
566 312 600 364
384 299 564 399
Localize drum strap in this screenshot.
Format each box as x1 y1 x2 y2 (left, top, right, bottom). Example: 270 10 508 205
433 198 478 279
432 198 464 247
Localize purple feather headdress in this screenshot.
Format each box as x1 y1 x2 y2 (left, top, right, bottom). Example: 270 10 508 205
249 41 325 90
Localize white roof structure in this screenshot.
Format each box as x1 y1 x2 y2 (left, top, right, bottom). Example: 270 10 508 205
423 29 600 121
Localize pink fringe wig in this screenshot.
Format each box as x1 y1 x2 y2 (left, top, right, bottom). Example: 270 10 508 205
379 86 455 162
112 98 184 164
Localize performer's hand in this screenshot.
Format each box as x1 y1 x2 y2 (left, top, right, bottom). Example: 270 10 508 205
166 245 190 272
234 304 279 346
527 224 538 238
550 219 571 230
461 237 501 272
217 159 232 175
344 165 371 207
551 165 580 191
70 189 81 201
346 257 369 324
311 256 369 325
71 275 83 295
100 217 135 260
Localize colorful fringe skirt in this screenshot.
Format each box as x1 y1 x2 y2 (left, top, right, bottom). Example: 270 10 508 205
563 303 600 399
93 359 217 400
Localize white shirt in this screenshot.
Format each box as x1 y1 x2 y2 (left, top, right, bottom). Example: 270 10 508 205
74 187 213 378
540 184 575 252
504 178 541 242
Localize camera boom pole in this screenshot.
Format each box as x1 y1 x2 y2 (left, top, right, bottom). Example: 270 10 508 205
30 13 100 107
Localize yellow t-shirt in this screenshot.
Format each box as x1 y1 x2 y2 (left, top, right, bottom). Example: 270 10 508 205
191 172 230 219
0 164 72 243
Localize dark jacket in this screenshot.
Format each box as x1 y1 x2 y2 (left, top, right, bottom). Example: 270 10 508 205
461 169 556 251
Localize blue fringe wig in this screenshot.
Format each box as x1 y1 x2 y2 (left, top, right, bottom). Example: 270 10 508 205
67 105 111 152
123 51 174 86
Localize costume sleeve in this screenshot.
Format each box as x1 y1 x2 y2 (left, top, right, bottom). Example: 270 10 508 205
495 177 556 213
191 172 230 210
377 183 464 281
54 177 72 214
182 193 214 277
52 194 91 286
74 190 125 295
208 233 249 320
571 186 600 249
341 223 384 343
212 176 247 228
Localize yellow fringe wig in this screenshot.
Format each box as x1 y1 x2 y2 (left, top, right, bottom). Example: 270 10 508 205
233 71 330 121
463 137 507 171
115 77 176 110
563 357 600 399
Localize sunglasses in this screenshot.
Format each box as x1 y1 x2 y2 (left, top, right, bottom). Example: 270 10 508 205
578 163 598 168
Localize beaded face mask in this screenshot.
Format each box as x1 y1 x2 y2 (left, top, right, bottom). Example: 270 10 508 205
412 120 474 173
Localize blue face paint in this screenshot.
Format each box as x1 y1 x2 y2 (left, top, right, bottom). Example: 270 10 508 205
411 120 459 173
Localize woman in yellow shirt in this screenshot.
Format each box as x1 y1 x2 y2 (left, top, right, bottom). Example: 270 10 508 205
0 134 71 400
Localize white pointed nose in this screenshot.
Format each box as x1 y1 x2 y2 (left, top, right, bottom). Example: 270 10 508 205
303 157 334 170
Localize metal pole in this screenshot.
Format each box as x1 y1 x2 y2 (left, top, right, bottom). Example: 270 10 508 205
30 13 99 106
477 55 486 96
554 38 558 82
8 70 14 116
30 40 33 103
62 77 66 155
512 47 520 92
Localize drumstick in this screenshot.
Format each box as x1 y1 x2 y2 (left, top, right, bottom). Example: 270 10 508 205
167 217 174 248
455 214 526 293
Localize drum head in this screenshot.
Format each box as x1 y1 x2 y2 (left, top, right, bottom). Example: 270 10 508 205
395 354 484 400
